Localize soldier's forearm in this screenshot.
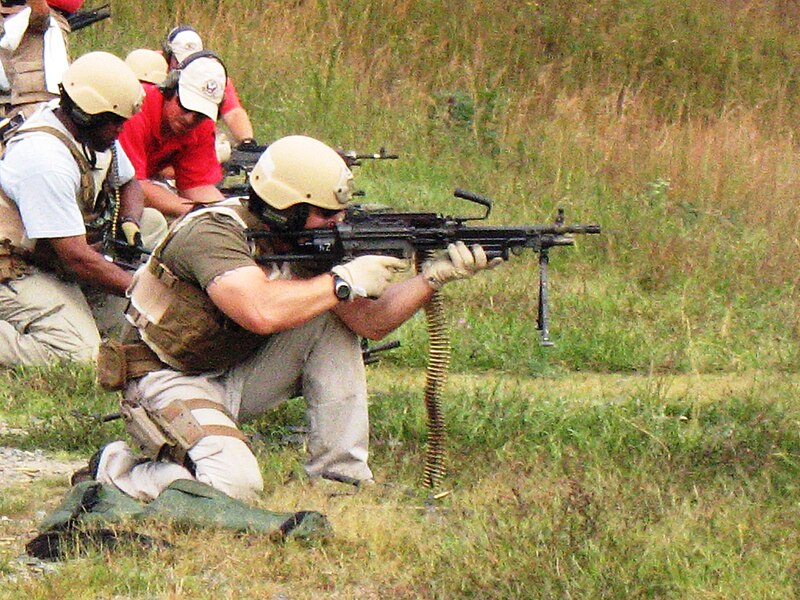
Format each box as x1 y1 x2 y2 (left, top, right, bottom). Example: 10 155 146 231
118 179 145 224
139 179 193 219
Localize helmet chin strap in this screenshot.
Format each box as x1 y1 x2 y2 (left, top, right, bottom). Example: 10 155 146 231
248 190 310 235
55 99 99 167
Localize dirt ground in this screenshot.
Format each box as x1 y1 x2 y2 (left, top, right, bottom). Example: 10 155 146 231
0 423 84 489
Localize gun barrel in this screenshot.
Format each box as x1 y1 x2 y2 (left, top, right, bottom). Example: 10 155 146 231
561 224 602 234
353 152 399 160
67 5 111 32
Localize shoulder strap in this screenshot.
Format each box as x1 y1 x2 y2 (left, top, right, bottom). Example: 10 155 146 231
12 125 95 212
151 198 253 262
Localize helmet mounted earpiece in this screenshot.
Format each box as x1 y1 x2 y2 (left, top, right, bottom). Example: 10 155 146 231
248 187 310 234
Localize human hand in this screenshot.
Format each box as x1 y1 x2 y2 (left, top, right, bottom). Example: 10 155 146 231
120 220 143 248
236 138 262 152
421 242 503 290
331 255 410 299
215 137 232 163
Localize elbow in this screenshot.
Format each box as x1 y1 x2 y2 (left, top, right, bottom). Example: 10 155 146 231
237 311 291 337
241 317 279 337
355 324 394 342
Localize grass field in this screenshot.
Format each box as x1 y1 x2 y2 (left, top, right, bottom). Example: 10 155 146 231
2 0 800 597
1 366 800 598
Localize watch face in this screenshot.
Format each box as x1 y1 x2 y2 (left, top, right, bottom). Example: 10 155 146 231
334 276 351 300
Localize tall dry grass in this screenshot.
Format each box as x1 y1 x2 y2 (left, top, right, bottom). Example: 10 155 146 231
68 0 800 371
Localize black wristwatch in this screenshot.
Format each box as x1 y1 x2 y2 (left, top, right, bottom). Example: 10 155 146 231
332 273 352 301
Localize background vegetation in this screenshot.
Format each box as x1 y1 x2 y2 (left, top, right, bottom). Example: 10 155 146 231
1 0 800 597
68 0 800 376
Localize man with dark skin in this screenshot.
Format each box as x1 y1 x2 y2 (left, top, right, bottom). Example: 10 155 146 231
0 51 149 365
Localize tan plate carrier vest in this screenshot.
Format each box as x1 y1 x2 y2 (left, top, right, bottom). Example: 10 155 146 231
125 199 266 374
0 123 96 281
5 10 70 109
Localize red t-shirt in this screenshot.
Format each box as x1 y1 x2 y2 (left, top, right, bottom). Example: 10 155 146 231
220 77 243 116
47 0 84 12
118 84 222 191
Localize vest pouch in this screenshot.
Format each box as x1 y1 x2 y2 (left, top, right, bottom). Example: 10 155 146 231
129 260 263 373
12 59 47 100
96 339 127 391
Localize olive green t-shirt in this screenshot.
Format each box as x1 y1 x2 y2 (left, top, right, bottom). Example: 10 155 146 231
160 212 256 289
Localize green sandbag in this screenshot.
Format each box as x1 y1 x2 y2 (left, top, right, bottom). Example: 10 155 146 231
30 479 331 559
147 479 332 539
37 480 148 531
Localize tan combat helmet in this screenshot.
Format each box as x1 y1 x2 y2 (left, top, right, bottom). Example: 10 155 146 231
250 135 354 212
61 51 144 120
125 49 169 85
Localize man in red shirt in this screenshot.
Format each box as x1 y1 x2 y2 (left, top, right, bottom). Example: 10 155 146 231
118 52 226 218
162 25 256 148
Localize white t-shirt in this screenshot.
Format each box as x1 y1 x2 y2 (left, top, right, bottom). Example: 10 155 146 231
0 106 135 240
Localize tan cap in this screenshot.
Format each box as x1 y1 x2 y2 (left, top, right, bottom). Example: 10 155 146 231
168 29 203 63
125 49 168 85
177 55 225 121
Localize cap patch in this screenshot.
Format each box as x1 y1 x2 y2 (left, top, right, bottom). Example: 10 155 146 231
204 79 219 96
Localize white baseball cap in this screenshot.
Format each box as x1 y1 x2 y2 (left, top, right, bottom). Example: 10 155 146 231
177 55 225 121
168 29 204 63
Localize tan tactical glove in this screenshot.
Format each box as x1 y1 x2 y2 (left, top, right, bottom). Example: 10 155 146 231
120 220 143 247
422 242 503 291
331 255 410 299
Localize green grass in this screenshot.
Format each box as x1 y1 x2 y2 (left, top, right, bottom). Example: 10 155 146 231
1 0 797 597
61 1 800 374
2 367 800 598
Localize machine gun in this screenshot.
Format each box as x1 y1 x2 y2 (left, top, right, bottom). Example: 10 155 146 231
222 141 268 179
360 338 401 366
66 3 110 32
101 237 150 271
0 0 109 29
249 187 601 490
248 187 600 346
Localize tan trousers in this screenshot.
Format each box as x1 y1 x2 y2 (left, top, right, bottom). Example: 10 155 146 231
98 312 370 502
0 208 168 366
0 269 101 365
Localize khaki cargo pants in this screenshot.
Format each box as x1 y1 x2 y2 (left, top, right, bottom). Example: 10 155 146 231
0 209 168 366
98 311 370 502
0 268 101 365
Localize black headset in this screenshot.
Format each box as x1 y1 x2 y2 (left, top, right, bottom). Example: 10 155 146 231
247 188 311 235
59 83 107 129
158 49 227 98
